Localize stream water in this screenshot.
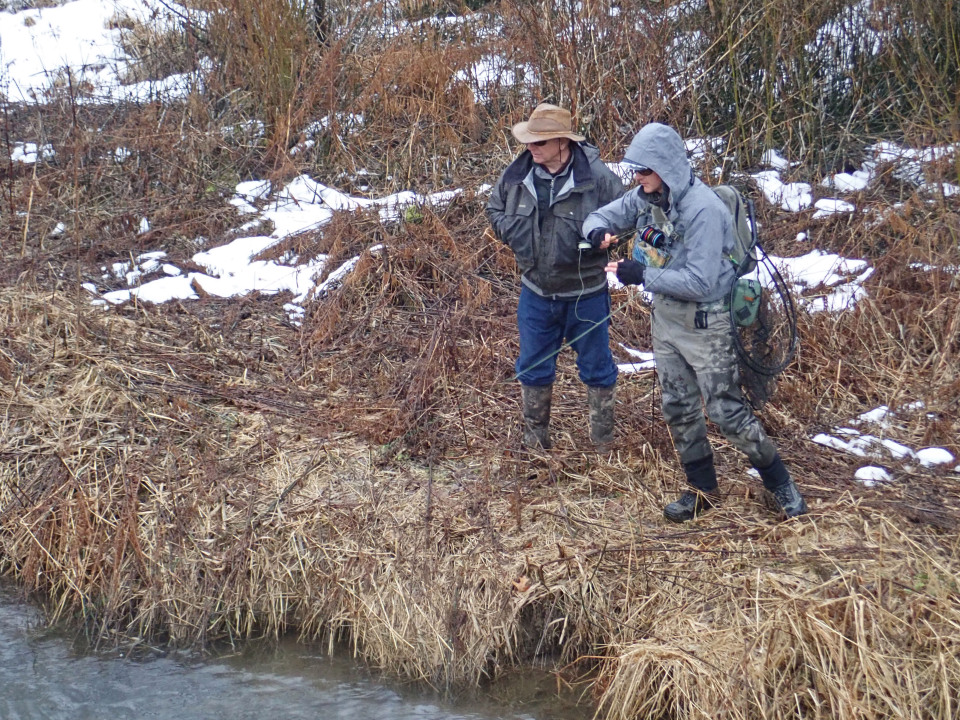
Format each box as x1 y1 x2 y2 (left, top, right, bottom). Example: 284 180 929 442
0 584 589 720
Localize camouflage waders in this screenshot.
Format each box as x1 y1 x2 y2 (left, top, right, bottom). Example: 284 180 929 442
652 296 777 468
653 296 807 519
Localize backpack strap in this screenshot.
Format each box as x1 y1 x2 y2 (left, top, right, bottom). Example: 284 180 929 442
650 205 679 242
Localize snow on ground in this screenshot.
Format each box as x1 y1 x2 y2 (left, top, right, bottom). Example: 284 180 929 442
813 402 957 483
616 344 656 374
455 55 535 103
5 0 957 485
90 176 461 322
11 142 55 163
752 170 813 212
766 249 873 313
0 0 202 103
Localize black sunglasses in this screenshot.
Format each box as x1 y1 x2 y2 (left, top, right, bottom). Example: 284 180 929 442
633 166 654 176
528 139 554 147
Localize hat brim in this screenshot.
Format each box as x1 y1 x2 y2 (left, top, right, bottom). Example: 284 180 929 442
511 121 585 144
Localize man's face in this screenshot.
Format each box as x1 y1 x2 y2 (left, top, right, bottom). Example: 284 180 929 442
635 168 663 195
526 138 568 168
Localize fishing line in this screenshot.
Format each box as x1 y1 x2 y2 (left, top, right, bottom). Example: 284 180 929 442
506 307 616 384
508 229 636 385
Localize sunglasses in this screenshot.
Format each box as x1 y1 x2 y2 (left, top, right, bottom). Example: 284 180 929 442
633 166 654 176
528 139 554 147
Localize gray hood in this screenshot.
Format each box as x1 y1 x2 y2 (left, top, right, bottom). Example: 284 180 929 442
583 123 737 303
623 123 694 205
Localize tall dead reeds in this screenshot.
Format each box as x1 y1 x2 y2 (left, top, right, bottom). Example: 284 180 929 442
2 1 959 717
672 0 960 170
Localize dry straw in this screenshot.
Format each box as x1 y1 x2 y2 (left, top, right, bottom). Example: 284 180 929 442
2 191 959 718
2 0 959 717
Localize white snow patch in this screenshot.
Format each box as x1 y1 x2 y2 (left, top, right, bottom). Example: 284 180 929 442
617 344 656 373
812 198 856 219
855 466 892 487
761 149 791 171
821 170 871 192
856 405 892 427
917 447 955 468
812 432 916 461
11 142 55 164
766 250 872 313
752 170 812 212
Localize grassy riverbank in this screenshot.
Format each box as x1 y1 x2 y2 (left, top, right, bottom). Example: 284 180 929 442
2 1 959 717
2 192 959 716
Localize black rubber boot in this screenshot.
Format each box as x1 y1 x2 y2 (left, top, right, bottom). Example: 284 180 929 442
664 455 720 523
521 384 552 449
756 454 808 518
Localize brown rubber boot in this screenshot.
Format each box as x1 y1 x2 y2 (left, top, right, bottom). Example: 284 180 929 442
521 384 552 449
587 384 615 449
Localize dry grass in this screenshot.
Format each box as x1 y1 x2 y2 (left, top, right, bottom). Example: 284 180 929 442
1 0 959 717
112 10 201 84
2 189 959 717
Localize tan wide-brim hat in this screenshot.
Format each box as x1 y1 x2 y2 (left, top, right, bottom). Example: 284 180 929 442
511 103 585 144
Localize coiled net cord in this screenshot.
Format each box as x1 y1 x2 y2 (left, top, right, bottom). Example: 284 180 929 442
728 245 799 376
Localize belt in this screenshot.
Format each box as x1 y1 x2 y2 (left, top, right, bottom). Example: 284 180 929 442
696 298 729 312
658 295 729 312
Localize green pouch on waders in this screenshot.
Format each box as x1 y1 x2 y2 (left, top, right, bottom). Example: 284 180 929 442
732 277 762 327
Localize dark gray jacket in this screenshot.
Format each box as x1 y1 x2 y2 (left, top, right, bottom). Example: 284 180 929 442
582 124 736 304
487 143 624 298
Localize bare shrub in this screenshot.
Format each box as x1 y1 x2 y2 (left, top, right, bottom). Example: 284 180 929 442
498 0 682 152
113 11 202 84
673 0 960 170
203 0 327 161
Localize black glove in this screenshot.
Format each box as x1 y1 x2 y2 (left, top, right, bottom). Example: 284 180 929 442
615 259 645 286
587 227 610 249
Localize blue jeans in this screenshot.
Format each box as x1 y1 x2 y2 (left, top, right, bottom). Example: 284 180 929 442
515 286 618 387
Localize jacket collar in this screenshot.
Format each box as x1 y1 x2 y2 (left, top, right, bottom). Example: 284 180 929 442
502 142 593 187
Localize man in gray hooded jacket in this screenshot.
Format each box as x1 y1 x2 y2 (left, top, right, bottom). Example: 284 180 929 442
583 123 807 521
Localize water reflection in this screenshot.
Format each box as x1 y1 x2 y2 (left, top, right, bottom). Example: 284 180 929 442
0 585 587 720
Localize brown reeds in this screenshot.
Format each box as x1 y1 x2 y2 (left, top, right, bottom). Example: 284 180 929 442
2 184 960 716
2 0 959 717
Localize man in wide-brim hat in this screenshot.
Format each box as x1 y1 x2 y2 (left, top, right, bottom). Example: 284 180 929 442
486 103 624 451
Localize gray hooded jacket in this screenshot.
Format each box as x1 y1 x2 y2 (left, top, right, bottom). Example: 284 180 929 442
582 124 736 304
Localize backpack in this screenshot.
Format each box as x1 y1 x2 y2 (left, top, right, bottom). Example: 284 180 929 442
641 184 760 278
712 185 764 327
712 185 758 277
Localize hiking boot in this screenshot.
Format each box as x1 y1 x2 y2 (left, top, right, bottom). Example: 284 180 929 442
663 490 719 523
766 480 808 518
756 454 808 518
587 384 615 449
521 384 552 449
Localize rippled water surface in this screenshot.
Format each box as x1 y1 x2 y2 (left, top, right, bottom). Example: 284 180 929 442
0 585 587 720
